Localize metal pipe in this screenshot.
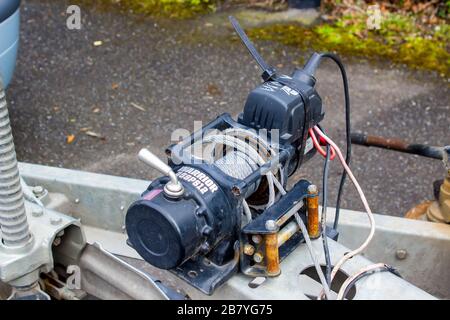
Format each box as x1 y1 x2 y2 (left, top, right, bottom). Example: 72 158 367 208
264 233 280 276
351 132 444 160
306 184 320 239
79 243 170 300
277 220 299 247
0 81 31 247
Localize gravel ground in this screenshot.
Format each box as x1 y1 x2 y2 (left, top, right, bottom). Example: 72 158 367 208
6 0 450 216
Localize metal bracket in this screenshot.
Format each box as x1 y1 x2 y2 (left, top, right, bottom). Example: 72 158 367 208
171 241 240 295
240 180 311 277
0 201 85 286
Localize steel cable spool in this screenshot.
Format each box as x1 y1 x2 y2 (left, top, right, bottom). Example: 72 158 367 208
203 132 280 207
214 151 258 181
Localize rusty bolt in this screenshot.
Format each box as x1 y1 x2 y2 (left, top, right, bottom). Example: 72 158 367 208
53 237 62 247
243 244 255 256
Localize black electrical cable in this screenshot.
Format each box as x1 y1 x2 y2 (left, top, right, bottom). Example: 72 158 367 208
318 53 351 230
322 144 332 286
302 52 351 230
341 265 401 299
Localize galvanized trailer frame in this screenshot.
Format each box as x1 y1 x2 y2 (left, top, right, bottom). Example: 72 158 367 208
11 162 449 300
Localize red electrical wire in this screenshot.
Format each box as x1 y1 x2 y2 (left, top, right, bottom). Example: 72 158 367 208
308 128 336 160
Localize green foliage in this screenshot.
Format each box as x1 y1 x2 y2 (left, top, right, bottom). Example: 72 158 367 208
80 0 216 18
247 11 450 76
127 0 215 18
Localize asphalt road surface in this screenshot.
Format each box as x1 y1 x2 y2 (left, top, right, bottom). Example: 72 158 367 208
6 0 450 216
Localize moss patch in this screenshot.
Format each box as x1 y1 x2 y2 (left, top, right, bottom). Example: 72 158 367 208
74 0 216 18
247 13 450 76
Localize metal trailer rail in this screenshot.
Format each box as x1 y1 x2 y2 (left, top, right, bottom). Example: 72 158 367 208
13 162 449 300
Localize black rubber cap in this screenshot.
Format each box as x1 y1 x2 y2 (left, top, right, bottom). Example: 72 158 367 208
126 201 184 269
0 0 20 24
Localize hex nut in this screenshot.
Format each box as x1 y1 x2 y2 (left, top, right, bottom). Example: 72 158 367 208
265 220 277 231
307 184 318 194
32 186 45 196
32 208 44 217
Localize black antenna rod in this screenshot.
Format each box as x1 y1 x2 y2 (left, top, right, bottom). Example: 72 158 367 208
229 16 275 81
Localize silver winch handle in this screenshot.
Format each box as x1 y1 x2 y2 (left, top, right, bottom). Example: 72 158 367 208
138 148 184 197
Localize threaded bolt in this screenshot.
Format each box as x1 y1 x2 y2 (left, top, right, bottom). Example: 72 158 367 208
243 244 255 256
0 84 31 247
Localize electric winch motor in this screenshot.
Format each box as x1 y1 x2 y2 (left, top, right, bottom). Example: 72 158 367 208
126 17 332 295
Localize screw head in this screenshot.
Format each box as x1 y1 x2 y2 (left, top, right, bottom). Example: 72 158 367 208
396 249 407 260
265 220 277 231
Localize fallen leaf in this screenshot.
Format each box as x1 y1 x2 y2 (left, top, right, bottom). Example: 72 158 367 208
130 102 146 112
85 131 106 140
111 83 119 90
66 134 75 144
207 84 221 96
93 40 103 46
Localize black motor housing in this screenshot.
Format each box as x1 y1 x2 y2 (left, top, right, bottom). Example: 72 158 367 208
126 166 239 269
238 74 323 146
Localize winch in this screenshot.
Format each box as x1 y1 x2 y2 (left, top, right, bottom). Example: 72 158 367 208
126 17 349 295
